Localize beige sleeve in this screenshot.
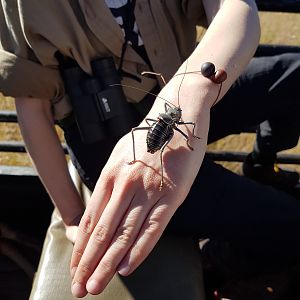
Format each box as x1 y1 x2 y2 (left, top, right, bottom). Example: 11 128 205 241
0 2 64 100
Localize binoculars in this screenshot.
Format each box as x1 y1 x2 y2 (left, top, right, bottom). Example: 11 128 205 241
60 57 136 144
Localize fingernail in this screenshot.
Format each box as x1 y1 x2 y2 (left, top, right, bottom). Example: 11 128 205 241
70 267 77 278
71 282 85 298
86 279 99 294
118 264 130 276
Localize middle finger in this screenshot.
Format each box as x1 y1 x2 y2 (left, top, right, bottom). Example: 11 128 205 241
86 190 160 295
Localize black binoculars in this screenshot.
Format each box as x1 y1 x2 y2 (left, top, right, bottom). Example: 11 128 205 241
60 57 136 144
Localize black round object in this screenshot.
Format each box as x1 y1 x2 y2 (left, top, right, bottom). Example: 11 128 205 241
201 62 216 78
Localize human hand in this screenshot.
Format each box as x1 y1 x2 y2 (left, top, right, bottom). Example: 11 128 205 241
65 225 79 244
65 213 83 244
70 74 211 298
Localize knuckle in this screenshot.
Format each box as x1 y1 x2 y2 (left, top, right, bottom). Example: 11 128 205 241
72 248 84 261
146 219 161 235
76 262 93 283
115 225 135 245
93 224 110 245
80 213 95 235
100 259 114 275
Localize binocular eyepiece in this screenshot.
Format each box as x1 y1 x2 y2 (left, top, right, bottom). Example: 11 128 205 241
60 57 136 144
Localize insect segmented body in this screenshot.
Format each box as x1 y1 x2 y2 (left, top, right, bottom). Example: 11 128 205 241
146 106 182 154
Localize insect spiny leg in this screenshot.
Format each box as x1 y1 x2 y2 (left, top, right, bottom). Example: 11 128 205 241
174 127 194 151
159 148 164 191
130 128 137 164
141 71 167 86
186 141 194 151
178 121 201 140
159 136 173 191
129 126 152 164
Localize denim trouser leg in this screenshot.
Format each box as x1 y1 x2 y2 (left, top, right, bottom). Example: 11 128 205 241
209 53 300 149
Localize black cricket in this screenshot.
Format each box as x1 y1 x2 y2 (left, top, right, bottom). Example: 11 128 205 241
130 101 199 190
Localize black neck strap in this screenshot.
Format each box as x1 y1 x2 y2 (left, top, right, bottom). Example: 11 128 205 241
118 0 140 82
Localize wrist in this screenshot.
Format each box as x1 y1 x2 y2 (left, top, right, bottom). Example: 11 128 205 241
172 61 226 109
156 73 219 121
64 210 84 227
67 212 84 226
59 195 85 226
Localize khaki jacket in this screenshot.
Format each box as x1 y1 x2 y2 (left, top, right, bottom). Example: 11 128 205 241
0 0 207 104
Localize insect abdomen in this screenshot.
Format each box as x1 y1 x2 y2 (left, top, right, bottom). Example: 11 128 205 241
146 119 173 153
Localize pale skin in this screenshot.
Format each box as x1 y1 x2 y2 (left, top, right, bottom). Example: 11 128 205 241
14 0 260 297
70 0 260 297
15 97 84 243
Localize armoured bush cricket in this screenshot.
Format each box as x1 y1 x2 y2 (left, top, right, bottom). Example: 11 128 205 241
111 60 227 190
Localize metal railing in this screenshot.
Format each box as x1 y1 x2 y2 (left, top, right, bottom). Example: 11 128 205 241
256 0 300 13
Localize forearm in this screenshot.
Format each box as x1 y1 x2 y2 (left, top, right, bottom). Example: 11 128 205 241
183 0 260 107
144 0 260 165
196 0 259 80
15 97 84 225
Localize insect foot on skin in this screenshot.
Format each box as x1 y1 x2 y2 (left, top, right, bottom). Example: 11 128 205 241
111 61 227 190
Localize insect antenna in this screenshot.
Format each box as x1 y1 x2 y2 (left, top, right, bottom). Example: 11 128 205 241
177 59 189 108
109 83 175 107
109 83 177 108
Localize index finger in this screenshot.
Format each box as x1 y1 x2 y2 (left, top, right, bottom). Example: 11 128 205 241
70 177 113 278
